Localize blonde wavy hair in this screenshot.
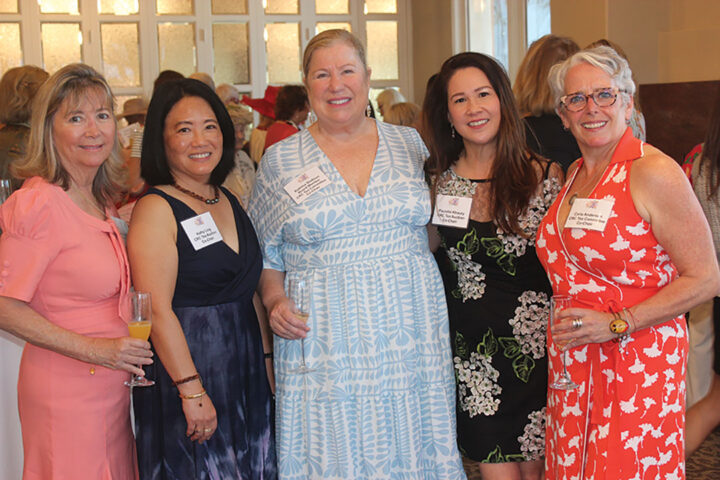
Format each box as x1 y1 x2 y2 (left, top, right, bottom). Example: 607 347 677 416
0 65 49 124
514 34 579 116
12 63 125 205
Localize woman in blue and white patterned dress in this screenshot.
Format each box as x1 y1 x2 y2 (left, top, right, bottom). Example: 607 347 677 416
248 29 466 480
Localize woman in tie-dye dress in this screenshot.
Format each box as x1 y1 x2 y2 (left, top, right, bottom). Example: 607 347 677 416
535 46 720 479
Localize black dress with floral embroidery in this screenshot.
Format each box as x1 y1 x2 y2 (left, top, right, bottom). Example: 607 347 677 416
434 168 560 463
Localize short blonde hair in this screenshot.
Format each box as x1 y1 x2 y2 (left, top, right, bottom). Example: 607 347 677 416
302 29 368 79
384 102 420 127
0 65 49 124
376 88 405 113
13 63 124 205
513 34 579 116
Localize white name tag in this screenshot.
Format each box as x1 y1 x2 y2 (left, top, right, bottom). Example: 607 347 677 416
180 212 223 250
565 198 614 231
283 166 331 204
432 194 472 228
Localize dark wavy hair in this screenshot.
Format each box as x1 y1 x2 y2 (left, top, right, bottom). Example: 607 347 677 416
141 78 235 187
423 52 541 235
700 91 720 198
274 85 308 121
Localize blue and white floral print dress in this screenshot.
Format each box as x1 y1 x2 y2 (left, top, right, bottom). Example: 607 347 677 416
434 167 561 464
248 121 466 480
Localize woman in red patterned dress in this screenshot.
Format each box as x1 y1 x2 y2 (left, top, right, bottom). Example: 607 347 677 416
535 46 720 479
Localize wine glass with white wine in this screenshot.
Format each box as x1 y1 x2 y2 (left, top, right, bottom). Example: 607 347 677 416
286 278 314 374
550 294 578 390
125 291 155 387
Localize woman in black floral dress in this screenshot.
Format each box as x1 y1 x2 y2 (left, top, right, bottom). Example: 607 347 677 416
423 52 563 480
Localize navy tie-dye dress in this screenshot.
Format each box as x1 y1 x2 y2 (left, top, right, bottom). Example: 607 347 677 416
133 187 276 479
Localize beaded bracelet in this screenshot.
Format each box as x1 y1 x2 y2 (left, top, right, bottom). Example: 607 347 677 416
173 373 201 386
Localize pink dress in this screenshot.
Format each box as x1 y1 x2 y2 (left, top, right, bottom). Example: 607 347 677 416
536 129 688 479
0 177 138 480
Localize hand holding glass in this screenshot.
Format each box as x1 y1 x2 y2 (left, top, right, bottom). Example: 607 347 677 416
125 291 155 387
550 295 578 390
287 278 314 374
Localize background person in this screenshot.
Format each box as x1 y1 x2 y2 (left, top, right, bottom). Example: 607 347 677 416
536 46 720 479
513 34 581 172
0 63 152 479
248 29 466 479
224 104 256 206
686 91 720 458
0 64 49 480
242 85 279 165
424 51 562 480
375 87 405 118
129 78 276 479
0 65 49 190
262 84 309 153
383 101 421 129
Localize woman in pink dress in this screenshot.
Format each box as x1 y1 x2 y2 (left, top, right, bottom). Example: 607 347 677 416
536 46 720 479
0 63 152 480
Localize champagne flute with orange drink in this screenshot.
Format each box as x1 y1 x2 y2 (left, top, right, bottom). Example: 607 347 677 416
125 291 155 387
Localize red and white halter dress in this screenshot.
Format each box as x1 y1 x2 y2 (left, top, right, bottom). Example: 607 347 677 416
536 128 688 480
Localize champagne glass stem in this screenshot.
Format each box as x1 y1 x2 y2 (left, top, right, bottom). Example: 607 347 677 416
562 350 571 379
300 338 307 368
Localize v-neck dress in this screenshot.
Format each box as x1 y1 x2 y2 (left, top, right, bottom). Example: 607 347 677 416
536 129 688 479
248 121 466 479
132 187 277 480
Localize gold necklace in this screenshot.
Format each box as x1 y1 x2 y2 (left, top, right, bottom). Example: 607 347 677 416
73 184 107 219
568 163 608 206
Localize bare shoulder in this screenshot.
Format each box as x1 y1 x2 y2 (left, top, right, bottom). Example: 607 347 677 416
530 156 565 185
630 146 694 222
128 192 177 243
631 146 688 190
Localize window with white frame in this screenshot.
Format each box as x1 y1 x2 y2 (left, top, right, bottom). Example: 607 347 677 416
0 0 410 115
464 0 550 81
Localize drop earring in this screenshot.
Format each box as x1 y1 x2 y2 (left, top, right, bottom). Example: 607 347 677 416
366 103 372 117
450 124 456 138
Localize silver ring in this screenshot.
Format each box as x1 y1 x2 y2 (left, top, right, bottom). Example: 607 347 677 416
572 318 583 329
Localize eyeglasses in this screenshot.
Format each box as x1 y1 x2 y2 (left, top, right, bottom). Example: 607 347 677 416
559 87 627 112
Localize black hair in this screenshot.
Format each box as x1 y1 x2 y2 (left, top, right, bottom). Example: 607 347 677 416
141 78 235 187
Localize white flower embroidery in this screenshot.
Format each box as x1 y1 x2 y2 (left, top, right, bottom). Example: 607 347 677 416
518 408 546 461
447 247 486 302
454 353 502 417
509 291 548 359
497 177 562 257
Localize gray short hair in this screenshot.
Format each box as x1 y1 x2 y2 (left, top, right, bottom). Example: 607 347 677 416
548 46 635 111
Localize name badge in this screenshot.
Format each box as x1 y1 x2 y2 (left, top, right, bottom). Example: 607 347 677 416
283 166 331 204
565 198 614 232
432 194 472 228
180 212 223 251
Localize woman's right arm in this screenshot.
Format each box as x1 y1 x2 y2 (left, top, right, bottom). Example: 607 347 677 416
0 296 151 375
127 194 217 444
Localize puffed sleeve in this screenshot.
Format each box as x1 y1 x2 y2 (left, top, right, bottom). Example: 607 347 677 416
247 147 289 272
0 187 62 302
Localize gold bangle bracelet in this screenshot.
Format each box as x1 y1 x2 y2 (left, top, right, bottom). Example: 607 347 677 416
179 390 206 400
